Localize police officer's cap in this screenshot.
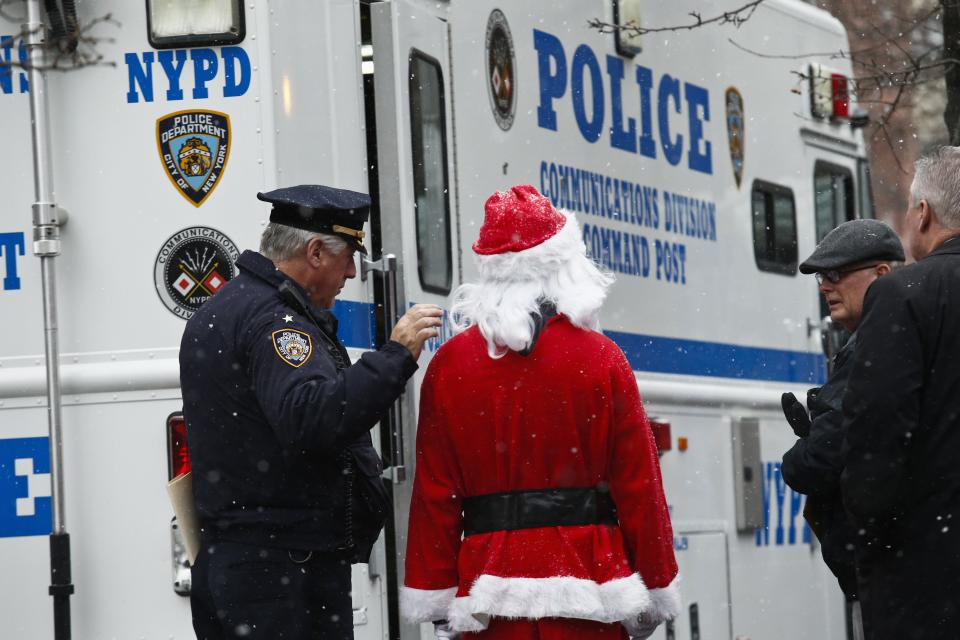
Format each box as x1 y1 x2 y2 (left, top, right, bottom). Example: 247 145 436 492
799 219 904 274
258 185 370 254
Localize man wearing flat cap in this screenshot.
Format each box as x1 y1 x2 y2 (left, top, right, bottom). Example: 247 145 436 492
781 218 903 640
180 184 443 639
841 146 960 640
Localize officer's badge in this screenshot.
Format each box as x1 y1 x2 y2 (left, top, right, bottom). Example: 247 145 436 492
725 87 745 188
485 9 516 131
157 110 231 207
272 329 313 368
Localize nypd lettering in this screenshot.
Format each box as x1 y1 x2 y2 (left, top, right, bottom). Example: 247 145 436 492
154 226 239 320
125 46 251 104
726 87 745 188
0 35 28 95
272 329 313 368
0 437 52 538
533 29 712 175
486 10 516 131
157 110 231 206
0 232 24 291
755 461 812 547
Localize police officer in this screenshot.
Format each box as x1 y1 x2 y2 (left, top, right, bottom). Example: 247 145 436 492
780 218 903 640
180 185 443 640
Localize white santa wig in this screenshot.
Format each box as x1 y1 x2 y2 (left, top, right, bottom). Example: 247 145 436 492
450 207 614 358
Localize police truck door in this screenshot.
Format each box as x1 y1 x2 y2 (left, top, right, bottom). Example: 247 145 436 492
371 2 460 638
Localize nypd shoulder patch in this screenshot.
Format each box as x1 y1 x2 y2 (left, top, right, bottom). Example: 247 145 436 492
271 329 313 368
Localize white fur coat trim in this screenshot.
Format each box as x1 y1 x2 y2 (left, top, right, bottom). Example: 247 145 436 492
399 586 457 624
447 573 652 632
645 576 682 624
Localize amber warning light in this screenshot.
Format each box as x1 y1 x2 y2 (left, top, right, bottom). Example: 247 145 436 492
167 413 191 481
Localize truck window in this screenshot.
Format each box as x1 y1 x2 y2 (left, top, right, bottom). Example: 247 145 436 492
814 161 854 241
408 50 453 294
751 180 798 276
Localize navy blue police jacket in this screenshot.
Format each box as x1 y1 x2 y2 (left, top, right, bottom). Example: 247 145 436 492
179 250 417 556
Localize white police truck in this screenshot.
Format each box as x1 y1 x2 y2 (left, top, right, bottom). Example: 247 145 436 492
0 0 870 638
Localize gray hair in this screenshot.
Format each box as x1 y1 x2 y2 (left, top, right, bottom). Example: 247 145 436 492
259 223 347 262
911 146 960 229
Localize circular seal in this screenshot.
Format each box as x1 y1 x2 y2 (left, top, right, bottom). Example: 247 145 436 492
154 226 240 320
485 9 516 131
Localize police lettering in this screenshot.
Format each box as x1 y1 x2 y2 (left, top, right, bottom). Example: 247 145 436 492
583 223 651 279
125 46 251 104
159 113 228 144
0 232 25 291
533 29 713 175
0 35 28 95
654 240 686 284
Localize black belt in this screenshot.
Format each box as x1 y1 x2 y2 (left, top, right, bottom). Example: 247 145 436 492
462 487 618 536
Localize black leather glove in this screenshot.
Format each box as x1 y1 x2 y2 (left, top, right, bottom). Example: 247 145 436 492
781 392 811 437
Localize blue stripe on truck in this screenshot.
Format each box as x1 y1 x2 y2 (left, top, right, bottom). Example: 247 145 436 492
605 330 826 384
334 301 825 384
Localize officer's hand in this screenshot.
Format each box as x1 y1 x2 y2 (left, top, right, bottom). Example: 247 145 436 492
781 392 812 438
433 620 459 639
390 304 444 361
623 613 660 639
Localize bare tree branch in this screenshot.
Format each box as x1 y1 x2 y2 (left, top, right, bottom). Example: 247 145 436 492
877 116 911 174
0 12 120 72
588 0 766 36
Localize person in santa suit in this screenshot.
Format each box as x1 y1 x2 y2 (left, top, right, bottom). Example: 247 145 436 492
400 184 680 639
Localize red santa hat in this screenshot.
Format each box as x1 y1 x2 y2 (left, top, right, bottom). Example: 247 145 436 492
451 184 613 356
473 184 566 255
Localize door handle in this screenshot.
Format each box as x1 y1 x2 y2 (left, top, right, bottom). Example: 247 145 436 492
361 254 407 483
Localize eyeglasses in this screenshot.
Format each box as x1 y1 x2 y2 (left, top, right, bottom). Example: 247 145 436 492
814 264 880 285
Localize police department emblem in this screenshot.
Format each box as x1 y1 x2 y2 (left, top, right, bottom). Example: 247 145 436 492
157 110 231 207
272 329 313 367
154 226 240 320
725 87 745 188
485 9 516 131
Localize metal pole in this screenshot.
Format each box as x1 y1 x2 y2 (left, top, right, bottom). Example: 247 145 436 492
24 1 73 638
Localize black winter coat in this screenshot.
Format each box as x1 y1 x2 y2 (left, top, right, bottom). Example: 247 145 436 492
180 251 416 560
781 333 858 599
842 237 960 639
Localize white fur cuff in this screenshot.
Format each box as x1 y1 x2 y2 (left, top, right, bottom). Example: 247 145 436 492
644 576 682 624
400 586 457 624
447 573 652 632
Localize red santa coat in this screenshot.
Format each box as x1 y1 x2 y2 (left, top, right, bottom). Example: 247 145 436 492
401 316 680 633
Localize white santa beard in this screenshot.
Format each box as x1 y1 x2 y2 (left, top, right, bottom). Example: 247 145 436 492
451 209 613 358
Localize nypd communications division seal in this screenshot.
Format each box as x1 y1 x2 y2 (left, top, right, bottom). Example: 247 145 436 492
725 87 745 188
486 9 516 131
157 110 231 207
154 226 240 320
272 329 313 368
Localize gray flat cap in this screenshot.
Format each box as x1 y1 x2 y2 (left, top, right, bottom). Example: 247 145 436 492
799 219 904 274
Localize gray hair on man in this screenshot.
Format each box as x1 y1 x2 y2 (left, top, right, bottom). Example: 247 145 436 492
259 222 347 262
911 146 960 229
